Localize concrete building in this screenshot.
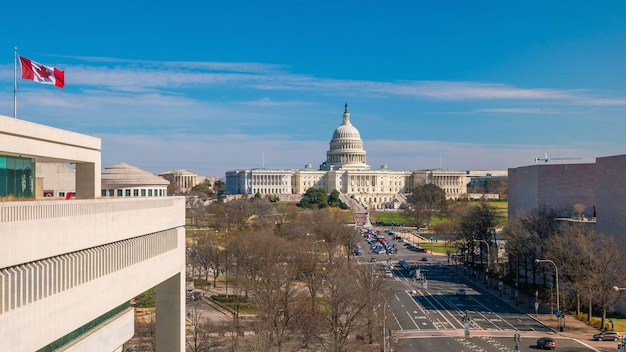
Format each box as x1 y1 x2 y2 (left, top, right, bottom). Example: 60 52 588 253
159 169 200 193
0 115 185 351
226 104 468 209
508 162 596 219
508 155 626 246
36 163 76 198
102 162 170 198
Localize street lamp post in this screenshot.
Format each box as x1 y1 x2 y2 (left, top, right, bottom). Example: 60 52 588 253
430 237 433 256
474 239 490 287
312 239 326 255
536 259 561 331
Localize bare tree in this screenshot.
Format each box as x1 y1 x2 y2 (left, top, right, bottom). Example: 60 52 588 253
586 232 626 329
247 238 301 352
315 260 386 352
187 306 224 352
403 183 447 228
545 223 595 316
192 242 226 287
573 203 585 220
309 209 358 267
125 310 156 352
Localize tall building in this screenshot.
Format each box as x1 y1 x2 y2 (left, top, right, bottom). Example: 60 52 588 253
226 104 468 209
0 115 185 351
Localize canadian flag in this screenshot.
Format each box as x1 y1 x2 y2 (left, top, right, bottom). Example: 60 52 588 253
19 56 64 89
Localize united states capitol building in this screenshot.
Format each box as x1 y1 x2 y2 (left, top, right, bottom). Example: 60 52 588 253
226 104 471 210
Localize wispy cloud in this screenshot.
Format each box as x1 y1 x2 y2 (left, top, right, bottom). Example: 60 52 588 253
475 108 561 114
5 57 625 107
237 97 313 107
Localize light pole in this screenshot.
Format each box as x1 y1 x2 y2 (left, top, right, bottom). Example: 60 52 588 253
474 239 490 286
430 237 433 255
535 290 539 317
536 258 561 331
312 239 326 255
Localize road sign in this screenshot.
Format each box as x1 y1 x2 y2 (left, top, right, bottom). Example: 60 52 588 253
555 310 561 317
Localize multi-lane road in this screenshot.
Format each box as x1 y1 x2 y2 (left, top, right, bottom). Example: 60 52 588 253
358 234 601 352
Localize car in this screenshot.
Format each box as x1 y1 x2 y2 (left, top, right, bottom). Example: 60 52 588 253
420 257 428 261
369 257 377 262
384 270 393 278
456 288 466 296
536 337 556 349
593 331 621 341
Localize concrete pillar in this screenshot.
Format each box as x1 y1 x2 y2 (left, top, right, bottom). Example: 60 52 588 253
155 272 185 352
76 161 100 199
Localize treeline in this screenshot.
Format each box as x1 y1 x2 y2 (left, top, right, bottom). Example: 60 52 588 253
502 205 626 329
186 198 390 352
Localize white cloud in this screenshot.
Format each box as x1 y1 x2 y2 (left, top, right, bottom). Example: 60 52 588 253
98 132 612 178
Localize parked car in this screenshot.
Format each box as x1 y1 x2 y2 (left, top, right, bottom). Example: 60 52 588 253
536 337 556 350
420 257 428 261
384 270 393 278
456 288 466 296
593 331 621 341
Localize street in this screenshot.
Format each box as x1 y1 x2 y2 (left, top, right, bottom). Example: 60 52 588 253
357 234 607 352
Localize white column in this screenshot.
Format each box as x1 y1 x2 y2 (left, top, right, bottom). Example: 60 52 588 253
155 272 185 352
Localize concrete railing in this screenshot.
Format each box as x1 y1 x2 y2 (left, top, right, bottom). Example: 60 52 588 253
0 197 185 269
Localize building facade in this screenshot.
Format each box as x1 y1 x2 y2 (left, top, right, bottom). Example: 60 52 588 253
226 104 468 209
159 169 200 193
509 153 626 246
102 162 170 198
35 162 76 198
0 115 185 352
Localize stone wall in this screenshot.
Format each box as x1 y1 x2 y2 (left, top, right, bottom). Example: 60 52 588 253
508 163 596 218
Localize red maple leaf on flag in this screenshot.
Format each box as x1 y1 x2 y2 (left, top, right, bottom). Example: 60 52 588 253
35 64 51 80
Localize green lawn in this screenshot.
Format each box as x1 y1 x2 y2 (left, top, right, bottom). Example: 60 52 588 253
371 201 508 227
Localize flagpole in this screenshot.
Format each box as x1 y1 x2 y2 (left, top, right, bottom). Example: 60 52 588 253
13 47 17 119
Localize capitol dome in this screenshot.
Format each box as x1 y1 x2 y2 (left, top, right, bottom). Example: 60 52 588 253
321 103 369 170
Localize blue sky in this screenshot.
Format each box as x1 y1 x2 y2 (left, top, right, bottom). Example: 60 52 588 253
2 1 626 178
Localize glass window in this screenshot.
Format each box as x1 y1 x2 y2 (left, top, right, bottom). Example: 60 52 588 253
0 156 34 198
148 189 153 196
133 189 139 197
141 189 146 196
117 189 123 197
125 189 131 197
